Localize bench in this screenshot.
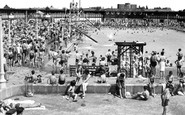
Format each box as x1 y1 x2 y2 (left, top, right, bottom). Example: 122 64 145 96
69 65 109 77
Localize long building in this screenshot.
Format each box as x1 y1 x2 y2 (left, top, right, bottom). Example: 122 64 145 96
0 7 185 22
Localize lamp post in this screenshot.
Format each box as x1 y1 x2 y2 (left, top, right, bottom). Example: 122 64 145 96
8 14 14 45
0 16 7 83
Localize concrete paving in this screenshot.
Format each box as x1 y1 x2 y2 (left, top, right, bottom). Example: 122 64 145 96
10 94 185 115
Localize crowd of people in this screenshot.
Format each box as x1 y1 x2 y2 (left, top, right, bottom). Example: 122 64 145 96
101 18 185 29
2 17 185 73
2 16 185 87
2 18 87 72
1 16 185 115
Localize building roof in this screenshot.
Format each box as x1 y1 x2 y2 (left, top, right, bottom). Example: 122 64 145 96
115 41 146 46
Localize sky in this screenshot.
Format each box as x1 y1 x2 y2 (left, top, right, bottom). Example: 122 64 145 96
0 0 184 11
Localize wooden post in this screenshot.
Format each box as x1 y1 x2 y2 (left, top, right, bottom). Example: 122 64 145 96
129 46 132 78
8 18 11 45
117 45 121 73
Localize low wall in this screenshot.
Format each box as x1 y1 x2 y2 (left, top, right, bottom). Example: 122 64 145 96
0 83 166 100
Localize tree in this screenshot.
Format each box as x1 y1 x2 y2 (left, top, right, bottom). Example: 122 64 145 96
146 6 148 9
45 7 50 10
4 5 10 9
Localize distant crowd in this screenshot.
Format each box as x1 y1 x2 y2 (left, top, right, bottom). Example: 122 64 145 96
102 18 185 28
1 16 185 115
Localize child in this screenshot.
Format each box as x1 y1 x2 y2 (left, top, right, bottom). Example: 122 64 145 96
174 79 185 96
97 66 106 83
116 71 125 98
15 106 24 115
179 72 184 78
66 80 78 102
165 71 174 83
31 70 37 84
58 69 66 85
161 85 171 115
76 65 83 84
80 69 92 98
175 59 183 77
166 82 174 96
24 70 37 83
144 63 151 78
147 76 155 97
132 86 150 101
133 60 138 78
165 71 174 96
26 89 34 97
100 69 106 83
37 75 42 83
48 71 57 85
24 70 36 97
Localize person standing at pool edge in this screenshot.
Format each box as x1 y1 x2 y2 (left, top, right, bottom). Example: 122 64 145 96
150 51 158 76
106 49 112 65
81 69 92 98
176 48 183 60
159 52 166 81
161 85 171 115
175 58 183 77
116 70 125 98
